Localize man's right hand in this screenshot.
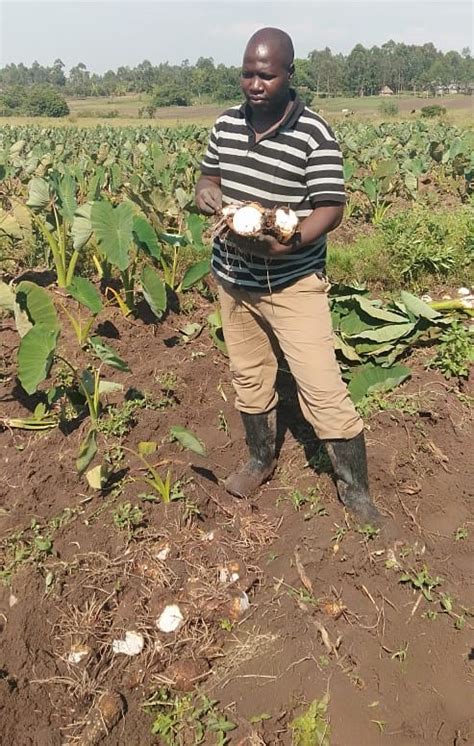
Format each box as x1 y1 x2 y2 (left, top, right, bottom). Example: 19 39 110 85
195 177 222 215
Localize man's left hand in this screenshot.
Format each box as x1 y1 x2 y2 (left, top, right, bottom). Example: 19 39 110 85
227 231 294 257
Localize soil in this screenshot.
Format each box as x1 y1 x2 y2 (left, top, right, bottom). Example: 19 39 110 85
0 282 473 746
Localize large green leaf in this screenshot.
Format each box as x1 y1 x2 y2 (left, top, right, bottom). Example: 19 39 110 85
348 363 411 403
353 296 408 324
67 277 102 315
170 425 206 456
350 322 415 343
15 281 59 336
141 265 167 319
185 213 206 248
88 336 129 371
399 291 441 320
132 215 161 260
181 258 211 291
71 202 93 251
17 326 58 394
26 177 50 210
91 200 134 270
56 173 77 222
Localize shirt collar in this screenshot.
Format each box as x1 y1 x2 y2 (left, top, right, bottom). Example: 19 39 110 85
240 89 305 136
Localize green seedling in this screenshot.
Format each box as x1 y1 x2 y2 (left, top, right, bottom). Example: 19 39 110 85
358 523 380 541
428 320 473 380
290 695 330 746
332 524 348 543
112 502 144 538
280 487 327 518
454 525 469 541
399 565 442 601
144 688 236 745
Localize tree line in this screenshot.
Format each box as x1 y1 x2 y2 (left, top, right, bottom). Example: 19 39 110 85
0 41 472 115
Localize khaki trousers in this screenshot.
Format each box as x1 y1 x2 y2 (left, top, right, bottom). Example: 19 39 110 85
217 273 363 441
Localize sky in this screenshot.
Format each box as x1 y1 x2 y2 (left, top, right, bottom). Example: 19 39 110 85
0 0 472 72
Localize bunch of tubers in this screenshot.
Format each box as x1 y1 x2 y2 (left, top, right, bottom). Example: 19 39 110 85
214 202 299 243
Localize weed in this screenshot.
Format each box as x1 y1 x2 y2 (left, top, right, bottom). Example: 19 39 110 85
428 320 473 380
112 502 144 538
357 523 380 541
290 695 330 746
399 565 442 601
356 391 419 419
422 609 438 621
332 524 348 543
280 487 328 519
454 525 469 541
144 688 236 744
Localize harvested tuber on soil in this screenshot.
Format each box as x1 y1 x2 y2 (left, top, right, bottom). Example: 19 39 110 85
77 691 125 746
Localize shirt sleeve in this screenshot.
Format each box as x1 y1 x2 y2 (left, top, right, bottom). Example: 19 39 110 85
305 135 346 206
200 124 220 176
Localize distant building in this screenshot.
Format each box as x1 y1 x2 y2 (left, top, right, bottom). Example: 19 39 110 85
379 85 394 96
448 83 459 94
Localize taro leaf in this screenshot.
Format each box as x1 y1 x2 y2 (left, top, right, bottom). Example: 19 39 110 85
89 335 129 371
141 265 167 319
350 322 415 343
338 309 374 336
85 464 110 490
169 425 206 456
404 172 418 195
87 167 105 201
343 160 356 182
17 326 58 394
67 277 102 315
76 428 98 474
133 215 161 260
333 333 362 362
175 187 191 209
0 279 15 312
208 309 228 356
26 177 50 210
399 291 441 321
56 173 77 222
159 232 186 247
353 295 408 324
15 281 59 336
138 441 157 455
181 258 211 291
362 177 377 202
375 159 397 179
329 283 367 297
72 202 93 251
348 363 411 403
185 213 206 248
91 200 134 271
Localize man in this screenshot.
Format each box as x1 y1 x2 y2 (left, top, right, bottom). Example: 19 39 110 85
195 28 381 524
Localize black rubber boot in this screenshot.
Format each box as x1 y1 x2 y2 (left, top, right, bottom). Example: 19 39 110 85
224 410 277 498
325 431 382 525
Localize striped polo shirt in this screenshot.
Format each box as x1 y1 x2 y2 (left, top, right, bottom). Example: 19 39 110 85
200 92 346 291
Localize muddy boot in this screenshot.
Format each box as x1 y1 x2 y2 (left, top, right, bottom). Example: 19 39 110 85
224 410 277 498
325 431 382 525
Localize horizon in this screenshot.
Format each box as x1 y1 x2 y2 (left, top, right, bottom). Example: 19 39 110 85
0 1 472 74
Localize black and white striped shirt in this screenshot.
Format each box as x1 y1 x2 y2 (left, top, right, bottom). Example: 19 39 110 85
200 92 346 291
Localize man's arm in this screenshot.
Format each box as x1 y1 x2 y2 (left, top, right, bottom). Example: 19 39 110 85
195 175 222 215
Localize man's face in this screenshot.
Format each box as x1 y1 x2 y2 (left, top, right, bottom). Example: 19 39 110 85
240 44 292 113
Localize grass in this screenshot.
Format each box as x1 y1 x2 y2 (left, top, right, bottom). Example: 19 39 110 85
328 202 474 291
2 92 472 128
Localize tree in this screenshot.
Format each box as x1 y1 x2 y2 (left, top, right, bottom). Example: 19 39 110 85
24 86 69 117
152 83 190 107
